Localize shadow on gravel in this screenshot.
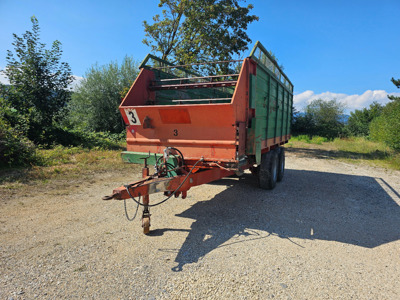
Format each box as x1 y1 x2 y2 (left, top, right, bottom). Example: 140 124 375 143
286 147 390 160
169 170 400 271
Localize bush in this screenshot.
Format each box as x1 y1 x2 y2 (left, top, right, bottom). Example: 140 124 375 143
67 56 139 133
0 118 39 167
292 99 346 139
370 100 400 151
293 135 312 143
291 135 328 145
347 102 383 137
291 113 315 137
0 97 40 166
40 126 125 150
311 136 328 145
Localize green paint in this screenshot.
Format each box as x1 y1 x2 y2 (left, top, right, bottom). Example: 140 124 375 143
248 41 294 164
121 151 179 168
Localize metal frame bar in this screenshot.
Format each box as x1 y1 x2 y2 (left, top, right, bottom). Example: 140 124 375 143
149 59 243 70
171 97 231 103
139 53 201 77
107 167 235 201
150 81 237 90
249 41 294 92
154 74 240 82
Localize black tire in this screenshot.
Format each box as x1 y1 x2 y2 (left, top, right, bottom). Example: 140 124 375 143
277 147 285 182
258 149 278 190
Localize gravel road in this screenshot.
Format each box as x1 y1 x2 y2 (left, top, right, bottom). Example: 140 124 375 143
1 148 400 299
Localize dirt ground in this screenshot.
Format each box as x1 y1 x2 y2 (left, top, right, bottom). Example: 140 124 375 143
1 148 400 299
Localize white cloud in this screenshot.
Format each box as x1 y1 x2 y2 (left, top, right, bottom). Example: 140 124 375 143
0 68 8 85
294 90 400 112
70 75 84 91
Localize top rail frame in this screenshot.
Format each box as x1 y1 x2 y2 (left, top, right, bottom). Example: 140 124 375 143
249 41 294 93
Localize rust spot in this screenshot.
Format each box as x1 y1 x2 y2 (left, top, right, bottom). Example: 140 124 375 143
143 116 154 129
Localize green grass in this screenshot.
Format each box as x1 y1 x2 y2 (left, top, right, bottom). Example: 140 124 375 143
291 135 329 145
2 136 399 190
0 146 137 186
287 136 400 170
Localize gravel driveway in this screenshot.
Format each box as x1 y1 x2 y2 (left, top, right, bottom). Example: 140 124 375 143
1 148 400 299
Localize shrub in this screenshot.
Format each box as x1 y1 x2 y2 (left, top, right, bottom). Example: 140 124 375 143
294 135 312 143
0 118 39 167
41 126 125 150
67 56 139 133
347 102 383 137
370 100 400 151
311 136 328 145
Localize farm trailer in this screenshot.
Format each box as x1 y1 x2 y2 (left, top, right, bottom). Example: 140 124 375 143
103 41 294 234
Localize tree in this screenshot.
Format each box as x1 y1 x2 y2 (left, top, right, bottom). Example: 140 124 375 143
0 16 73 144
67 56 139 133
347 102 383 137
304 99 346 139
370 101 400 151
0 97 38 166
142 0 259 65
388 77 400 101
370 78 400 151
291 106 315 136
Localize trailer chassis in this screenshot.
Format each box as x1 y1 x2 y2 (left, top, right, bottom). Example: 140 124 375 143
103 148 236 234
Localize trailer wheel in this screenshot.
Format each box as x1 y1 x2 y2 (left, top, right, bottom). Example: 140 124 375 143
258 150 278 190
277 147 285 182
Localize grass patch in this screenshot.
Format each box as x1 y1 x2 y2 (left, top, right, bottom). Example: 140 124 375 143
2 136 398 190
0 146 137 186
287 136 400 170
291 135 329 145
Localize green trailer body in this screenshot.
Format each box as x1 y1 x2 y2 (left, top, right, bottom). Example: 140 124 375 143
247 41 294 164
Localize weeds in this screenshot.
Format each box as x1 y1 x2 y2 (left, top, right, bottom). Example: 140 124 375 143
0 147 136 186
291 135 328 145
2 135 399 189
288 135 400 170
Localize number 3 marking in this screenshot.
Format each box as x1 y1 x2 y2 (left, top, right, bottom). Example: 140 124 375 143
173 129 178 136
128 111 137 124
124 109 141 125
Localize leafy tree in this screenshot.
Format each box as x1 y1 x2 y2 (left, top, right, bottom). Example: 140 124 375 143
291 106 315 136
370 78 400 151
67 56 139 133
304 99 346 139
346 102 383 137
388 77 400 101
0 16 73 144
0 97 39 166
142 0 259 65
391 77 400 88
370 101 400 151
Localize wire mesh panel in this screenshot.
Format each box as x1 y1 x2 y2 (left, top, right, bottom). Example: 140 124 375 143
139 55 243 105
249 41 293 94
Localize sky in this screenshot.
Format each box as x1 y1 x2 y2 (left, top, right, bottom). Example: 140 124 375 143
0 0 399 112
